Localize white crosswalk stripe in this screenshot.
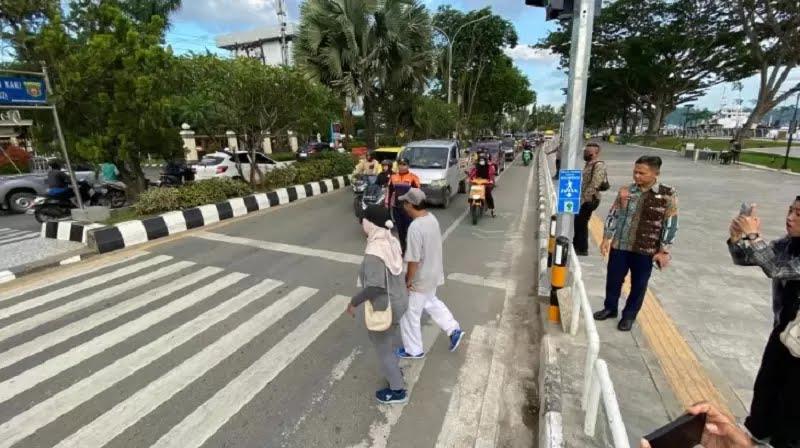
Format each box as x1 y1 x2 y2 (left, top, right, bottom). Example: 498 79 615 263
0 277 284 448
0 253 369 448
0 231 39 246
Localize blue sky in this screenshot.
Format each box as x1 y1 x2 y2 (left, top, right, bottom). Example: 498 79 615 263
166 0 800 110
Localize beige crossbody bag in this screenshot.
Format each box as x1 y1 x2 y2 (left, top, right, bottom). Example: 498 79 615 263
364 268 392 332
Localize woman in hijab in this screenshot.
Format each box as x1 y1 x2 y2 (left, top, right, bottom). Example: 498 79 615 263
346 205 409 404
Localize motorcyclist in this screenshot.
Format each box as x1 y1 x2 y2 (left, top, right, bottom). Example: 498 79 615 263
469 155 497 218
386 158 421 253
46 160 73 199
376 159 393 186
163 158 184 186
353 152 381 176
99 161 120 183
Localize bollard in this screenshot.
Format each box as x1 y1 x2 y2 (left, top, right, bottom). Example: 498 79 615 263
547 215 557 267
549 236 570 323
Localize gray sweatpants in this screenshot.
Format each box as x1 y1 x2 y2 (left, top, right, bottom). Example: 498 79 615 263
368 323 405 390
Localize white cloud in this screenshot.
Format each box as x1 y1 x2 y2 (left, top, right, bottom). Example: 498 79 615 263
172 0 301 32
504 46 558 63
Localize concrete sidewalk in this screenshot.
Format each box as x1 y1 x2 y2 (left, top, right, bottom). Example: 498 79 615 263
546 143 799 446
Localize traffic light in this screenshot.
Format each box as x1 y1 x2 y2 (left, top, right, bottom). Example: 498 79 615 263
546 0 573 20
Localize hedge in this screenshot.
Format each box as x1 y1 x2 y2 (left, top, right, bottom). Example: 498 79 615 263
133 153 355 216
270 152 297 162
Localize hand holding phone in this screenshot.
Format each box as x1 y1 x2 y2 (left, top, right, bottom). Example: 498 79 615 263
739 202 755 216
644 413 707 448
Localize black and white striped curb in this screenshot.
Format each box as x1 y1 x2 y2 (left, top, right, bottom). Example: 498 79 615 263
539 334 564 448
41 221 104 244
89 175 352 254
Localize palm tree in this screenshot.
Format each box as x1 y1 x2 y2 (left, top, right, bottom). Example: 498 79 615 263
294 0 434 149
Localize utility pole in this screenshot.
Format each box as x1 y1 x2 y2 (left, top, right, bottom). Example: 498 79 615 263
557 0 596 239
432 14 491 105
783 90 800 170
276 0 289 66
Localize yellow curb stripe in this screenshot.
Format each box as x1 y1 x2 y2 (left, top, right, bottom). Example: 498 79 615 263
588 216 731 416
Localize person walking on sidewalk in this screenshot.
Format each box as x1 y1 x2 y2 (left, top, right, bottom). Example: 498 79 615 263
395 188 465 358
728 198 800 447
346 205 409 405
574 143 609 256
593 156 679 332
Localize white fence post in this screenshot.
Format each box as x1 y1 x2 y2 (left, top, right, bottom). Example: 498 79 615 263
584 367 601 437
596 360 631 448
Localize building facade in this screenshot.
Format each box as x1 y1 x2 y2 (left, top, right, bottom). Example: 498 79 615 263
215 23 297 66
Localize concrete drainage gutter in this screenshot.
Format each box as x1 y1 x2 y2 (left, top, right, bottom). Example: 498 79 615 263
539 334 565 448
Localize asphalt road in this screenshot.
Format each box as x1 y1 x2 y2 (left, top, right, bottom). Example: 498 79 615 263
0 158 541 448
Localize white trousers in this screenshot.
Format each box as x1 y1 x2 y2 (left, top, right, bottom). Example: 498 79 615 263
400 289 460 355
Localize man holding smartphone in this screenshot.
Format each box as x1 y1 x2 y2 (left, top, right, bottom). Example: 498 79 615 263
593 156 679 331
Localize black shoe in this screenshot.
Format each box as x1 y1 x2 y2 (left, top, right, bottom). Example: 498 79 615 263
490 209 496 218
617 319 634 332
593 309 617 321
575 250 589 256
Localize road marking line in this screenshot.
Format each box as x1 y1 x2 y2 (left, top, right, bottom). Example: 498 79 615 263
0 228 21 235
474 151 536 447
0 277 284 448
56 286 318 448
0 262 223 403
0 251 149 300
0 233 39 245
280 347 361 445
151 293 344 448
446 273 506 290
0 266 223 371
587 215 731 416
347 323 440 448
59 255 82 265
193 231 365 265
435 324 495 448
0 271 14 284
0 254 174 324
0 229 32 238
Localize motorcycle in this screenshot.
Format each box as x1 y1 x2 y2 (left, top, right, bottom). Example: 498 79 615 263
30 180 128 223
468 178 490 225
353 175 385 221
522 148 533 166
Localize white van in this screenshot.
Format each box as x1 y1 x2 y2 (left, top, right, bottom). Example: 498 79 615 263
401 140 466 209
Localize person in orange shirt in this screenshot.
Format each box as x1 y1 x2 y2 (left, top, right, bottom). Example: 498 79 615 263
386 159 421 253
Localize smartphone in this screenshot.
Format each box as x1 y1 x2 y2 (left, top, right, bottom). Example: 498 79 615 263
644 413 706 448
740 202 754 216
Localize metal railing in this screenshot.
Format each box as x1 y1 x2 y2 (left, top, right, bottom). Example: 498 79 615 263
536 140 630 448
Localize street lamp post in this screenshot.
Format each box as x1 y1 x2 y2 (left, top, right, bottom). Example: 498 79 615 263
682 104 694 139
783 90 800 170
432 14 491 105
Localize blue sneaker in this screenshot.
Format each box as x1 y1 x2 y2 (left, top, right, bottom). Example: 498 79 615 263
395 347 425 359
376 388 408 405
449 329 465 352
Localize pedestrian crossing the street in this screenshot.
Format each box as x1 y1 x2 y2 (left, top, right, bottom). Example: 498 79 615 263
0 253 354 448
0 227 39 247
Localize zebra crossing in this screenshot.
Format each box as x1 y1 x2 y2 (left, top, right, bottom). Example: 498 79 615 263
0 227 39 247
0 253 359 448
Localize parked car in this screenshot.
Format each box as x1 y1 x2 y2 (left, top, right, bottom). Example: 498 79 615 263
0 165 96 214
193 151 288 181
296 142 335 161
400 140 466 208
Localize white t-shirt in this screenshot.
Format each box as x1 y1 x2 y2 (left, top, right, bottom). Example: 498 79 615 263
405 212 445 292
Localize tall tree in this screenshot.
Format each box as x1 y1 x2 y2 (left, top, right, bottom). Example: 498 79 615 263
542 0 742 135
432 6 520 132
294 0 434 150
0 0 59 62
731 0 800 140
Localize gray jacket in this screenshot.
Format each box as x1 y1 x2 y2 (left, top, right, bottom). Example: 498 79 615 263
351 254 408 324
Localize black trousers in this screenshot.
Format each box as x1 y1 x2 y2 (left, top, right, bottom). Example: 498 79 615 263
485 185 495 210
393 206 412 254
574 199 599 254
745 328 800 447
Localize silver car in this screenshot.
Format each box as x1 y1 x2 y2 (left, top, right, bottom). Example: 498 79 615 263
0 166 96 214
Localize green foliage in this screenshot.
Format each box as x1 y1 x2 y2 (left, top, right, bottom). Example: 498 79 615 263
133 154 354 215
412 96 457 139
259 166 298 191
134 178 253 215
269 152 297 162
295 0 435 149
541 0 743 134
